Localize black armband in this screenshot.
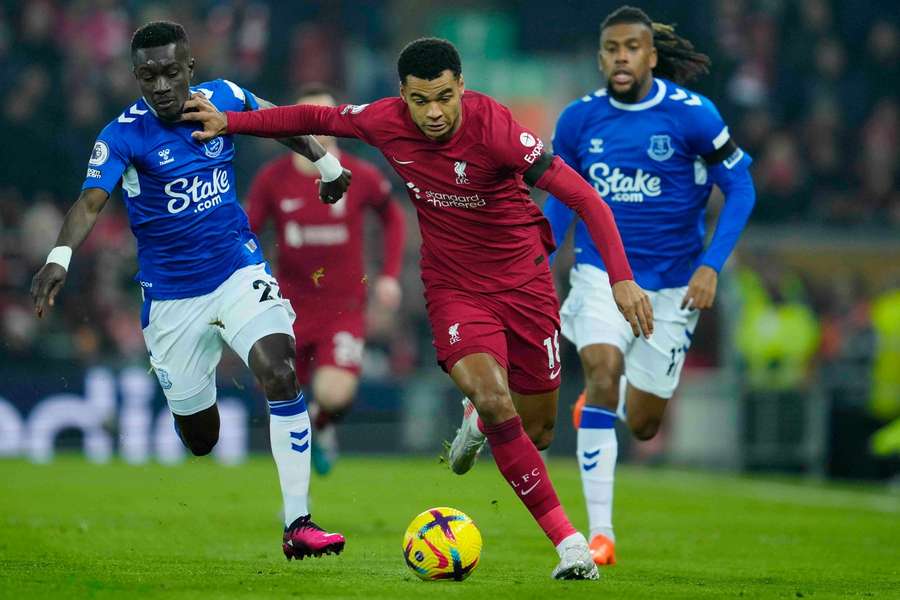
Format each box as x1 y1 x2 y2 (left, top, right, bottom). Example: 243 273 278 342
702 138 739 165
523 152 555 186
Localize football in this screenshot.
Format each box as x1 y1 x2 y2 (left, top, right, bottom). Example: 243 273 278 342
402 507 482 581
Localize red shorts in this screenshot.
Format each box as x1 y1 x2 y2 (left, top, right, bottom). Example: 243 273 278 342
424 271 562 395
292 310 365 386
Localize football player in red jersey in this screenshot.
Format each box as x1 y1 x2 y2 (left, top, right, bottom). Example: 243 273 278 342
182 37 653 580
246 84 406 475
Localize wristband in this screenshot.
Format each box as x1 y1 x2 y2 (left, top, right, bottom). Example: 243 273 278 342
46 246 73 271
313 152 343 182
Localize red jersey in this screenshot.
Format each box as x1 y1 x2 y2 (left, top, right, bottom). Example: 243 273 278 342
245 152 405 311
227 91 630 291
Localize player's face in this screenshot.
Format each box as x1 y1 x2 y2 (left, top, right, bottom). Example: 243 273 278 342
296 93 337 149
132 42 194 122
599 23 657 103
400 70 465 142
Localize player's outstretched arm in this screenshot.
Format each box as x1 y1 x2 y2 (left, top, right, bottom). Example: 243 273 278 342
528 153 654 338
30 187 109 318
183 93 351 204
254 97 351 204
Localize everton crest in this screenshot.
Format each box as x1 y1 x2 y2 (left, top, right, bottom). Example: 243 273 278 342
647 134 674 162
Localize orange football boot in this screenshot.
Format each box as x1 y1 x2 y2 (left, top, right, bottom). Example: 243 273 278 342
589 533 617 566
572 390 587 429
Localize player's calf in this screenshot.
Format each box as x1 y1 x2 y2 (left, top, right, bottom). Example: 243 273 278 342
173 405 220 456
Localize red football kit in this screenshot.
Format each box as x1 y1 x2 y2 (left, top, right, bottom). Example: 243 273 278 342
246 152 405 383
226 91 631 394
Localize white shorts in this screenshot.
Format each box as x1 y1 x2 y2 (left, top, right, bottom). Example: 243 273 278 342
141 263 296 416
560 264 700 399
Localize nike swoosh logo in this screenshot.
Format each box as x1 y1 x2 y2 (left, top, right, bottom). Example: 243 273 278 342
549 367 561 379
520 479 542 496
392 157 415 165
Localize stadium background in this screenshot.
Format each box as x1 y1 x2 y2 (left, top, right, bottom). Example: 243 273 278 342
0 0 898 482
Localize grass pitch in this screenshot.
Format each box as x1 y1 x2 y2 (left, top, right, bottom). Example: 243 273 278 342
2 456 898 599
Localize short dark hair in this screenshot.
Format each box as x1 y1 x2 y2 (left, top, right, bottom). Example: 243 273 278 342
600 5 653 32
397 37 461 83
131 21 189 57
296 82 338 102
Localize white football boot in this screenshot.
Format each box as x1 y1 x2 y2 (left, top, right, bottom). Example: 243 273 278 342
551 533 600 580
447 398 486 474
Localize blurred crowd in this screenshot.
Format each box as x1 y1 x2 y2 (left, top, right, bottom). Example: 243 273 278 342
0 0 897 394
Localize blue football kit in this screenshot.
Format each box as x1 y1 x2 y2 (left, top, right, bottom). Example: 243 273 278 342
544 77 756 291
82 79 264 300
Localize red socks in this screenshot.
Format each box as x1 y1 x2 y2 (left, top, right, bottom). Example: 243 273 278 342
482 416 577 546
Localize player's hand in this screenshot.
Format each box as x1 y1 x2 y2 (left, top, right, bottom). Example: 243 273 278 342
30 263 67 319
612 280 654 338
374 275 402 310
681 265 718 310
180 93 228 141
317 168 352 204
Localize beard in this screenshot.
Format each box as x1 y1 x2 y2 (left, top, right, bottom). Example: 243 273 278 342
606 76 645 104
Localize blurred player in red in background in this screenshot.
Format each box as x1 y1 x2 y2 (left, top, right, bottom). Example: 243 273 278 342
182 37 654 580
246 84 406 475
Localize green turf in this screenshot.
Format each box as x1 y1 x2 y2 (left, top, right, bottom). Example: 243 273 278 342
2 456 898 599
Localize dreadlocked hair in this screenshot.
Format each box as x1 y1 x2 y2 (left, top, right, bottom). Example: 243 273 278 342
601 6 711 85
650 22 711 84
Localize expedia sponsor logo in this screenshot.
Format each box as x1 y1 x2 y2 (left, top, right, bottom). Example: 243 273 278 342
165 167 231 214
423 190 486 209
523 138 544 164
588 162 661 203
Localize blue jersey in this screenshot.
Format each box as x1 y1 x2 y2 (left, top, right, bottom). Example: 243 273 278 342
82 79 264 300
545 78 754 291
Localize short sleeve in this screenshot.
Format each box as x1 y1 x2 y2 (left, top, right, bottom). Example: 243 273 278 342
683 96 731 157
222 79 260 111
81 125 130 195
486 99 546 174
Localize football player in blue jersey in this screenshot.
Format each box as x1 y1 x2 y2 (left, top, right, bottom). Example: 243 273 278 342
30 21 350 561
543 6 757 566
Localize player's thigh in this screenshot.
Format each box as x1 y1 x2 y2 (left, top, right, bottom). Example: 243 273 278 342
141 293 222 417
624 286 699 400
511 388 559 449
425 285 509 389
502 270 564 395
560 264 634 361
312 366 359 410
449 353 516 425
217 263 297 368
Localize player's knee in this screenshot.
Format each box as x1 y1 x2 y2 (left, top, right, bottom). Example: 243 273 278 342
471 384 513 423
524 420 556 450
260 359 299 401
584 371 619 410
630 416 661 441
528 422 555 450
185 429 219 456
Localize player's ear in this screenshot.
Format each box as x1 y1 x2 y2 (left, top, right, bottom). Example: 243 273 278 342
188 57 195 80
649 45 658 70
457 74 465 95
399 82 407 102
